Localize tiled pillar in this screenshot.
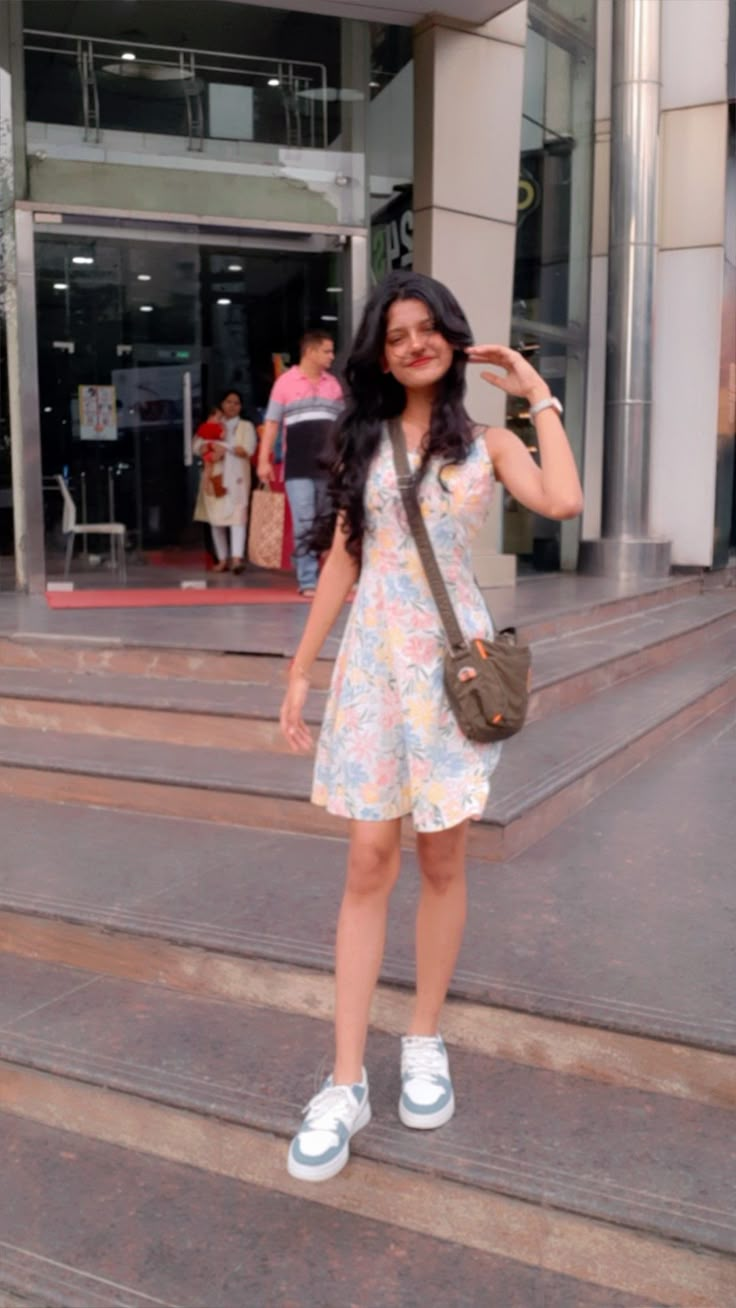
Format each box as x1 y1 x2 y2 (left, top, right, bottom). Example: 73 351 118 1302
648 0 732 567
581 0 612 545
413 3 528 587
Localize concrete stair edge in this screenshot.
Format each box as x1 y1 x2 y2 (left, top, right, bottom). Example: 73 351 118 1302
0 957 733 1259
0 592 735 729
0 629 733 834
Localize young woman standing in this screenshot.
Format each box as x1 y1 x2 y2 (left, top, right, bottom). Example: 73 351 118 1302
280 271 583 1182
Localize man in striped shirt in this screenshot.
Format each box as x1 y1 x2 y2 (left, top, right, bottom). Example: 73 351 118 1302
257 332 343 596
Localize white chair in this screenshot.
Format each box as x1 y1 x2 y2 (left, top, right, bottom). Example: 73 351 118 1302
56 475 127 582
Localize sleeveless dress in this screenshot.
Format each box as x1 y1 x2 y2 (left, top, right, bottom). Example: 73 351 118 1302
312 428 502 833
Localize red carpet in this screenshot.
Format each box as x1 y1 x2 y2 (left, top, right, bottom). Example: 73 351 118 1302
46 587 308 610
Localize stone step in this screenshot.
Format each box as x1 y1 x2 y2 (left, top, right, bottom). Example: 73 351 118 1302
0 573 703 689
0 594 734 752
0 702 732 1057
0 1110 698 1308
0 633 335 690
0 667 326 754
0 628 734 859
0 955 734 1277
3 896 734 1107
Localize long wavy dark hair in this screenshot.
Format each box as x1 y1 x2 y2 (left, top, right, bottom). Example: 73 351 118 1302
312 271 475 559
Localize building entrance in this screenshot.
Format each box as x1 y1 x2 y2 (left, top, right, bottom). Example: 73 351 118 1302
35 221 348 584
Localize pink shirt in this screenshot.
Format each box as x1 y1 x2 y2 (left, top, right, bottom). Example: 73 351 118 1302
265 366 343 480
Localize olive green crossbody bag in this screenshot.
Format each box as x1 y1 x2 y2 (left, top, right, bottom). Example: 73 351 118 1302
389 419 531 744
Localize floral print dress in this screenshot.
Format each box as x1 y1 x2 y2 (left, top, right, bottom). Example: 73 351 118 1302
312 428 502 832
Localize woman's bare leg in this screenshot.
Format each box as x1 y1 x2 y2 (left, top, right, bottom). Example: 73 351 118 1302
333 818 402 1084
409 821 469 1035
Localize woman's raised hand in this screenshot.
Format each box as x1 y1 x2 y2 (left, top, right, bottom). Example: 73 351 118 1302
466 345 549 403
280 671 314 754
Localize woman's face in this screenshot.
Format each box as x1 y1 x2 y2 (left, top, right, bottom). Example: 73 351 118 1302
382 297 454 391
220 393 241 419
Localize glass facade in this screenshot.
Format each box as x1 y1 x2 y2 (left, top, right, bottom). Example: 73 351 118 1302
6 0 598 585
25 0 345 151
35 225 347 566
16 1 413 579
22 0 384 229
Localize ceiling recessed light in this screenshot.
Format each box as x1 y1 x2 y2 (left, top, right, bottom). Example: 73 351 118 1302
72 256 94 265
137 273 151 282
53 282 68 290
139 305 154 313
43 406 52 413
227 264 243 272
369 80 380 89
217 298 232 306
267 77 280 87
321 314 338 322
121 51 137 61
326 286 343 293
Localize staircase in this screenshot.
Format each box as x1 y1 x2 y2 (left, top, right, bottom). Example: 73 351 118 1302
0 578 735 1306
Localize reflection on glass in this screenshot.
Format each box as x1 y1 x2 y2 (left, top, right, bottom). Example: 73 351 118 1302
368 25 413 282
24 0 349 150
507 0 594 569
35 232 344 571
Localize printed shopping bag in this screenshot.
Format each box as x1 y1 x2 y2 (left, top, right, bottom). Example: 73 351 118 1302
247 487 286 570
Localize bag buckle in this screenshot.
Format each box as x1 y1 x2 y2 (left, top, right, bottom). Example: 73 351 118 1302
396 474 416 491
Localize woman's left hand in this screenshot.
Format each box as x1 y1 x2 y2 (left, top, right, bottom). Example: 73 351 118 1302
466 345 549 403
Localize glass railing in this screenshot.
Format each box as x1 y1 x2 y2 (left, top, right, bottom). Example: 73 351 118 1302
24 30 335 152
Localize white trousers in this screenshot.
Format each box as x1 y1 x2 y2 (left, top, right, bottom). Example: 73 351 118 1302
212 524 246 561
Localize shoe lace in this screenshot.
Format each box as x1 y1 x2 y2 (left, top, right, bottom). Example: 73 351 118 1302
302 1083 356 1133
403 1038 446 1080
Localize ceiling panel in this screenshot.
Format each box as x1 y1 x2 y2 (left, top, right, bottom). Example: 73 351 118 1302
221 0 518 26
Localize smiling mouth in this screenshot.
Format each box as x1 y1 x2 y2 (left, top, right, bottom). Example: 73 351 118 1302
408 357 435 368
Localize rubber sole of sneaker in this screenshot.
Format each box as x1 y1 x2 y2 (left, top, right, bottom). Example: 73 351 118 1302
399 1091 456 1131
286 1098 372 1183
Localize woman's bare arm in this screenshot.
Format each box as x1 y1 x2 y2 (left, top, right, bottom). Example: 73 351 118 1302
467 344 583 521
292 517 358 675
280 516 358 752
485 416 583 520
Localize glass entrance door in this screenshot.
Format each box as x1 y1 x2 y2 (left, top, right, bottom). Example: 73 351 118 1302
35 226 346 582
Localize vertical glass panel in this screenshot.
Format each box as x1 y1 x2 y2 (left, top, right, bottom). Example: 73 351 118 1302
368 24 414 281
35 231 201 567
504 334 573 570
508 0 595 570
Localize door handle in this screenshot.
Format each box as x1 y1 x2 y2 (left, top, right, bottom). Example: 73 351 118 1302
183 370 193 466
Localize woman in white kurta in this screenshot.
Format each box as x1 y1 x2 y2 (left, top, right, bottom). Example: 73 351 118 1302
193 390 257 574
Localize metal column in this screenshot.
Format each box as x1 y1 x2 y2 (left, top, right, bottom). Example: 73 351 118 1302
580 0 671 578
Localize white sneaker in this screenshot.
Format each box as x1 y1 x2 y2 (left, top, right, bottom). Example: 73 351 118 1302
287 1070 371 1182
399 1035 455 1129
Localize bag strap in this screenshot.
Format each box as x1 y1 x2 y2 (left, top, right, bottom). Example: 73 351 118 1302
388 419 469 657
